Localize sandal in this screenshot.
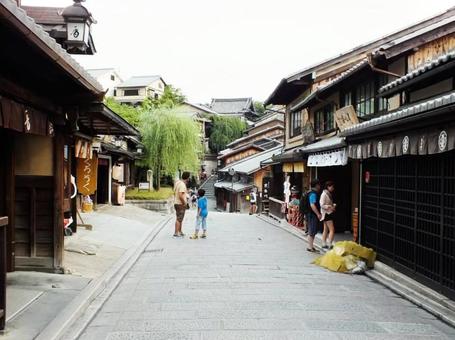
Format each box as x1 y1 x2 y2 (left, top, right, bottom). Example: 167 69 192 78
201 234 206 239
306 248 318 253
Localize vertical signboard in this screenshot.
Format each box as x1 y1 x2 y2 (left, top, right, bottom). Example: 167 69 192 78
76 155 98 196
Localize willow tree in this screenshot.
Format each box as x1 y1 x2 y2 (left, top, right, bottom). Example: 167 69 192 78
139 107 202 190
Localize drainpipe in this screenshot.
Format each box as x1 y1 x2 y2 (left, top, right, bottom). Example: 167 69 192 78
367 54 402 78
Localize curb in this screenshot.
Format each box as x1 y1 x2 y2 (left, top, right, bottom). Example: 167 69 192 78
36 215 172 340
257 214 455 328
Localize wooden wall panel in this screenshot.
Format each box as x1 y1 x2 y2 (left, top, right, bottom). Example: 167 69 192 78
407 33 455 72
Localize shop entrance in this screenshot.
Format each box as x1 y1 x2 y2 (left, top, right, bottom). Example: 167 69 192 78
97 158 110 204
317 163 352 232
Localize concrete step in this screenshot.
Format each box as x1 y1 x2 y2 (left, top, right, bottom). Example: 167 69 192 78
366 262 455 328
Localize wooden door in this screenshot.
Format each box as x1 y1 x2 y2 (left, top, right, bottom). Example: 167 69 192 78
14 176 54 270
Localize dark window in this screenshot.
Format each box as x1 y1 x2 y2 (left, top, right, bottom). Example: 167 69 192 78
355 81 375 117
154 93 159 100
342 91 352 107
111 75 115 81
113 89 117 96
124 89 139 96
314 104 335 135
289 110 302 138
354 76 388 117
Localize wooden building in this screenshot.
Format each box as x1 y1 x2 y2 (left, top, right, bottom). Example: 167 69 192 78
0 0 137 329
264 6 455 299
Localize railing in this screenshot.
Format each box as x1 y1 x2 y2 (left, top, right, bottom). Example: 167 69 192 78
0 216 7 330
269 197 285 220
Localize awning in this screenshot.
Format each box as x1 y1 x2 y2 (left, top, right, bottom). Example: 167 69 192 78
79 103 139 136
272 146 303 163
101 142 139 160
300 136 346 154
214 181 254 193
348 124 455 159
219 146 282 175
308 148 348 167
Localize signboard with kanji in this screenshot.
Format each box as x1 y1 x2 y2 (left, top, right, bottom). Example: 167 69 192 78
76 155 98 196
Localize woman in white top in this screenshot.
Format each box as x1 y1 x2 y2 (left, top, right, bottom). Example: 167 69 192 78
320 181 336 249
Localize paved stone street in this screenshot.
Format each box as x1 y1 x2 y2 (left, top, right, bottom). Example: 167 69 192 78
79 211 455 340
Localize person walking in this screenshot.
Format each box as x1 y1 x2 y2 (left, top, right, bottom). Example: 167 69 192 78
304 179 322 252
249 189 257 215
320 181 336 249
190 189 209 239
173 171 190 237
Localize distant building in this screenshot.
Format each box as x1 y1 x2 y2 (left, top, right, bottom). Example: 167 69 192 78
114 75 167 106
209 97 258 121
87 68 123 97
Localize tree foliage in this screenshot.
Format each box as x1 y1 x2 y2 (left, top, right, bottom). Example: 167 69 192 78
253 101 266 116
105 97 142 128
209 116 247 153
142 85 186 111
139 107 202 189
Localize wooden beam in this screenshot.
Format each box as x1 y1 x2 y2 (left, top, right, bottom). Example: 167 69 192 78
53 131 65 270
0 75 61 114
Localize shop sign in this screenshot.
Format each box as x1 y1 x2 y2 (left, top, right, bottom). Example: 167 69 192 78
334 105 359 131
76 155 98 196
307 148 348 167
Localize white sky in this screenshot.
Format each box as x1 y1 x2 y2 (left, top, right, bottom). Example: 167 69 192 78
22 0 455 104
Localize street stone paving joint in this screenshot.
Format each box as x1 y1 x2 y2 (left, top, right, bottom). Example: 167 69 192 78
79 211 455 340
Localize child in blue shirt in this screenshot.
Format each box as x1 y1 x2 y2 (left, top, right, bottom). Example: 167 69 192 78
190 189 208 239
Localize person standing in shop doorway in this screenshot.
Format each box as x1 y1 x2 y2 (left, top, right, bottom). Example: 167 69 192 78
320 181 336 249
249 189 258 215
305 179 322 252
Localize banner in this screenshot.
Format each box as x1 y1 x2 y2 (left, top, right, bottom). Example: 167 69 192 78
76 155 98 196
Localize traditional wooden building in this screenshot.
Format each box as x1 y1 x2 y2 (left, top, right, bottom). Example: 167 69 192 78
264 6 455 299
215 145 282 213
0 0 137 328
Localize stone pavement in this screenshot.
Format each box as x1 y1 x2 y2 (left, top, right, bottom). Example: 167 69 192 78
80 211 455 340
1 205 166 340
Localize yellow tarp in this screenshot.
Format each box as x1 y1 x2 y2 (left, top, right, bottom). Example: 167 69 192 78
312 241 376 273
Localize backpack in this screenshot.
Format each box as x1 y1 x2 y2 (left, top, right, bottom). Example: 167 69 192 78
300 190 316 215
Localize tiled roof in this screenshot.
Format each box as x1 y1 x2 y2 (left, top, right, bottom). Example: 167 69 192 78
118 75 162 88
291 59 369 111
379 50 455 94
341 91 455 136
1 0 103 94
210 98 253 114
21 6 65 25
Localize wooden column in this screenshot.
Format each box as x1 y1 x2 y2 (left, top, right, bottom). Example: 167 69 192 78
0 216 8 331
53 132 65 271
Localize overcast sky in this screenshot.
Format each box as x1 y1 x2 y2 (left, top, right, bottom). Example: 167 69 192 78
23 0 455 104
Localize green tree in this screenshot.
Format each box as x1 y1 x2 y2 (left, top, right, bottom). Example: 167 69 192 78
253 101 266 116
142 85 186 111
139 107 202 190
209 116 247 153
105 97 142 127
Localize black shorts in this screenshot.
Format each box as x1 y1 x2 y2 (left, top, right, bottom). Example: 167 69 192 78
323 214 334 222
250 202 257 206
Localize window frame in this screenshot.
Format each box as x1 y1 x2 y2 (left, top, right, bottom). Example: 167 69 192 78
124 89 139 96
314 103 335 136
289 110 302 138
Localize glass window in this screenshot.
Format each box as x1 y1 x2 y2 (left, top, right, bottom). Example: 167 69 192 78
289 110 302 138
314 104 335 135
124 89 139 96
356 81 375 117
